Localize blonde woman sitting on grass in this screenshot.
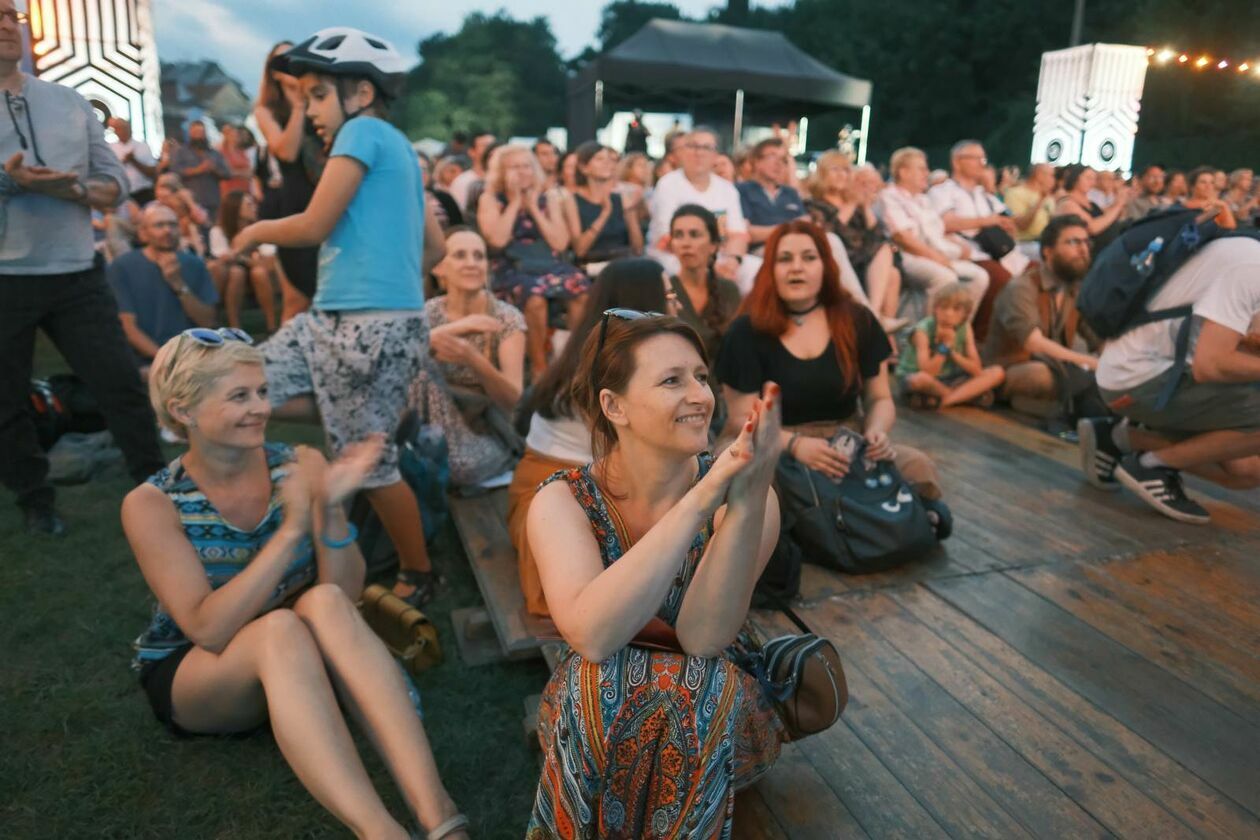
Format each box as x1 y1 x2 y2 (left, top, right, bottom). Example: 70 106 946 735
897 283 1006 409
122 330 467 840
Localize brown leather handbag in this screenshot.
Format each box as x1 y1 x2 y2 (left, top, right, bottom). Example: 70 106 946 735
358 584 443 677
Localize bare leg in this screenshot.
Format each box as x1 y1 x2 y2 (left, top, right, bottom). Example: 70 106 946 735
905 372 950 398
1128 426 1260 485
367 480 433 586
524 295 549 375
250 263 278 332
169 610 408 840
294 585 467 837
273 395 321 423
566 292 589 332
209 260 230 300
863 244 897 317
225 264 248 330
942 365 1006 407
275 259 311 325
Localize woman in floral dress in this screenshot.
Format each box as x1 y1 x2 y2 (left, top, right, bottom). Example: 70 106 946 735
525 313 784 838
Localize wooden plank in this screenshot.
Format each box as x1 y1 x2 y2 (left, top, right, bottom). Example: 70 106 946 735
943 406 1260 527
732 787 789 840
1088 549 1260 649
794 537 996 604
927 573 1260 814
757 609 1034 839
755 610 949 839
899 410 1200 553
753 745 870 839
1011 563 1260 723
852 589 1197 838
893 585 1260 838
448 490 555 656
806 595 1111 838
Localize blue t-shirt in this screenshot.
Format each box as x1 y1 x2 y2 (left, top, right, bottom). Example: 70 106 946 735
314 116 426 312
107 250 218 359
736 181 805 227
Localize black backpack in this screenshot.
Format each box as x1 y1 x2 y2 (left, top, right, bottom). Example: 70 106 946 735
1076 207 1260 408
774 438 938 574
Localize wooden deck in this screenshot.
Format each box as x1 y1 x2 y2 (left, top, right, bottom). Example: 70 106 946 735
734 407 1260 839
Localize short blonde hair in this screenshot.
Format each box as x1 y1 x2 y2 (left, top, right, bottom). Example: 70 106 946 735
806 150 851 200
889 146 927 183
931 282 974 317
148 334 265 437
484 144 545 197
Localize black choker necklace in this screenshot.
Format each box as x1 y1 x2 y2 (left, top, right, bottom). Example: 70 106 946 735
786 301 822 325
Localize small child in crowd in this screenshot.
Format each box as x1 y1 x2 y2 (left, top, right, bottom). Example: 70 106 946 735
898 283 1006 409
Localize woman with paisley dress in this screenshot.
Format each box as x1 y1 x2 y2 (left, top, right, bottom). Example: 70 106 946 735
525 311 785 838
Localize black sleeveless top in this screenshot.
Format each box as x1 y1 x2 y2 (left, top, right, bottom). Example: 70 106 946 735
575 192 631 262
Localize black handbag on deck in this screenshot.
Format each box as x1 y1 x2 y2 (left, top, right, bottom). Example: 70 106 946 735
775 432 937 574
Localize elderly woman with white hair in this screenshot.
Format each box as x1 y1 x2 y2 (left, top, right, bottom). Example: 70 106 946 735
122 330 468 840
477 143 590 372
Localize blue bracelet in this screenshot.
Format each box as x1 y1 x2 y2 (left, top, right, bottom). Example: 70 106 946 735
321 521 358 549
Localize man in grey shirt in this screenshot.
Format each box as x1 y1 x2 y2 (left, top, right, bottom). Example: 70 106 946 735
166 120 228 220
0 0 163 535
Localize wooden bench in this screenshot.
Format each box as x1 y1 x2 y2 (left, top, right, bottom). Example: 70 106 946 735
448 488 559 666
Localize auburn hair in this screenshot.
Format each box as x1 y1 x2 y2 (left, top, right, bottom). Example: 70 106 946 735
739 220 863 384
570 315 708 466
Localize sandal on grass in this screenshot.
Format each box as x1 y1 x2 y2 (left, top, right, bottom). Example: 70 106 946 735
394 569 439 608
415 814 469 840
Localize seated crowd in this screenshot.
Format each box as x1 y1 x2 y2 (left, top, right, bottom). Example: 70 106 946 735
37 27 1260 836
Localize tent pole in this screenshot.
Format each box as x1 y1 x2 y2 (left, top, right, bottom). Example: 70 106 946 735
595 80 604 134
857 104 871 164
733 89 744 149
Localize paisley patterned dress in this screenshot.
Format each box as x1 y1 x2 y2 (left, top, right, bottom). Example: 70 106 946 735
526 456 783 839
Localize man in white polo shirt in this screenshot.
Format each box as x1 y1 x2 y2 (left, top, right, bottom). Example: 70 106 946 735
647 127 750 286
1079 237 1260 524
929 140 1028 337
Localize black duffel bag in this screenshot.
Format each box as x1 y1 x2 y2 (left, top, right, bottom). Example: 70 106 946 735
775 434 939 574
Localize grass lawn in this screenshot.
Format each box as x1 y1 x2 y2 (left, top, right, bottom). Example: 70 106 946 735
1 323 549 838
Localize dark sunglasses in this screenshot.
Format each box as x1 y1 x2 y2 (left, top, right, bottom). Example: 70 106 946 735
591 308 663 392
181 327 254 347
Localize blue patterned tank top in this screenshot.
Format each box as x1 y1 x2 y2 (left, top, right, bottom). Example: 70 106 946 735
131 443 316 670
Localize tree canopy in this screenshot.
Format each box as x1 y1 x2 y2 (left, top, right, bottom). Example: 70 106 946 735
399 0 1260 170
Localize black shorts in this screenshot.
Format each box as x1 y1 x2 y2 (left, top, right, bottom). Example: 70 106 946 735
137 645 196 738
138 646 269 739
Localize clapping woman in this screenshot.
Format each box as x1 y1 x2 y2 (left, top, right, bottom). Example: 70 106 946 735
123 331 467 840
526 314 784 838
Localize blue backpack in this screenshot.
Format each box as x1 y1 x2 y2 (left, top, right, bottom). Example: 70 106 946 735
1076 207 1260 408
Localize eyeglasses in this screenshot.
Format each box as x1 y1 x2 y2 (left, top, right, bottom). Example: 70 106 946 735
4 92 44 166
591 308 663 392
0 11 29 24
181 327 254 346
684 143 717 153
958 153 989 165
1059 237 1091 248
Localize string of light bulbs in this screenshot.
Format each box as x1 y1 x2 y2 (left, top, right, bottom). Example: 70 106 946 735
1145 47 1260 76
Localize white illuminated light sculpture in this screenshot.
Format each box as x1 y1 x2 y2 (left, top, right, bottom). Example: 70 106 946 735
1031 43 1148 175
28 0 164 148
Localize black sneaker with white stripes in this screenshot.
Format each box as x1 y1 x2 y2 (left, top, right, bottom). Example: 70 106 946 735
1114 453 1211 525
1077 417 1122 490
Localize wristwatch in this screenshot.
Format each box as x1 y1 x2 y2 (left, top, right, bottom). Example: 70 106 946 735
176 284 191 298
935 342 952 356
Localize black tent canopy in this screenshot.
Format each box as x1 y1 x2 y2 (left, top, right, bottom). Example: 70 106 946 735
567 19 872 147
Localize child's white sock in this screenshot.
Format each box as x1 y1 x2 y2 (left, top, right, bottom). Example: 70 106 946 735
1139 451 1169 470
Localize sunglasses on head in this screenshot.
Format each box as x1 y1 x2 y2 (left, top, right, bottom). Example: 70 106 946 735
181 327 254 347
592 308 664 392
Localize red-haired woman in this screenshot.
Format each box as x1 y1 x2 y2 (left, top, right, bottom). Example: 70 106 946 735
715 220 942 499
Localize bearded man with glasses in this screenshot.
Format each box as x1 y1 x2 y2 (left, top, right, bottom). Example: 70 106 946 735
0 0 164 536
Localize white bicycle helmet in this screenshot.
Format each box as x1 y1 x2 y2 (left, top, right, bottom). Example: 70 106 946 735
271 27 410 101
